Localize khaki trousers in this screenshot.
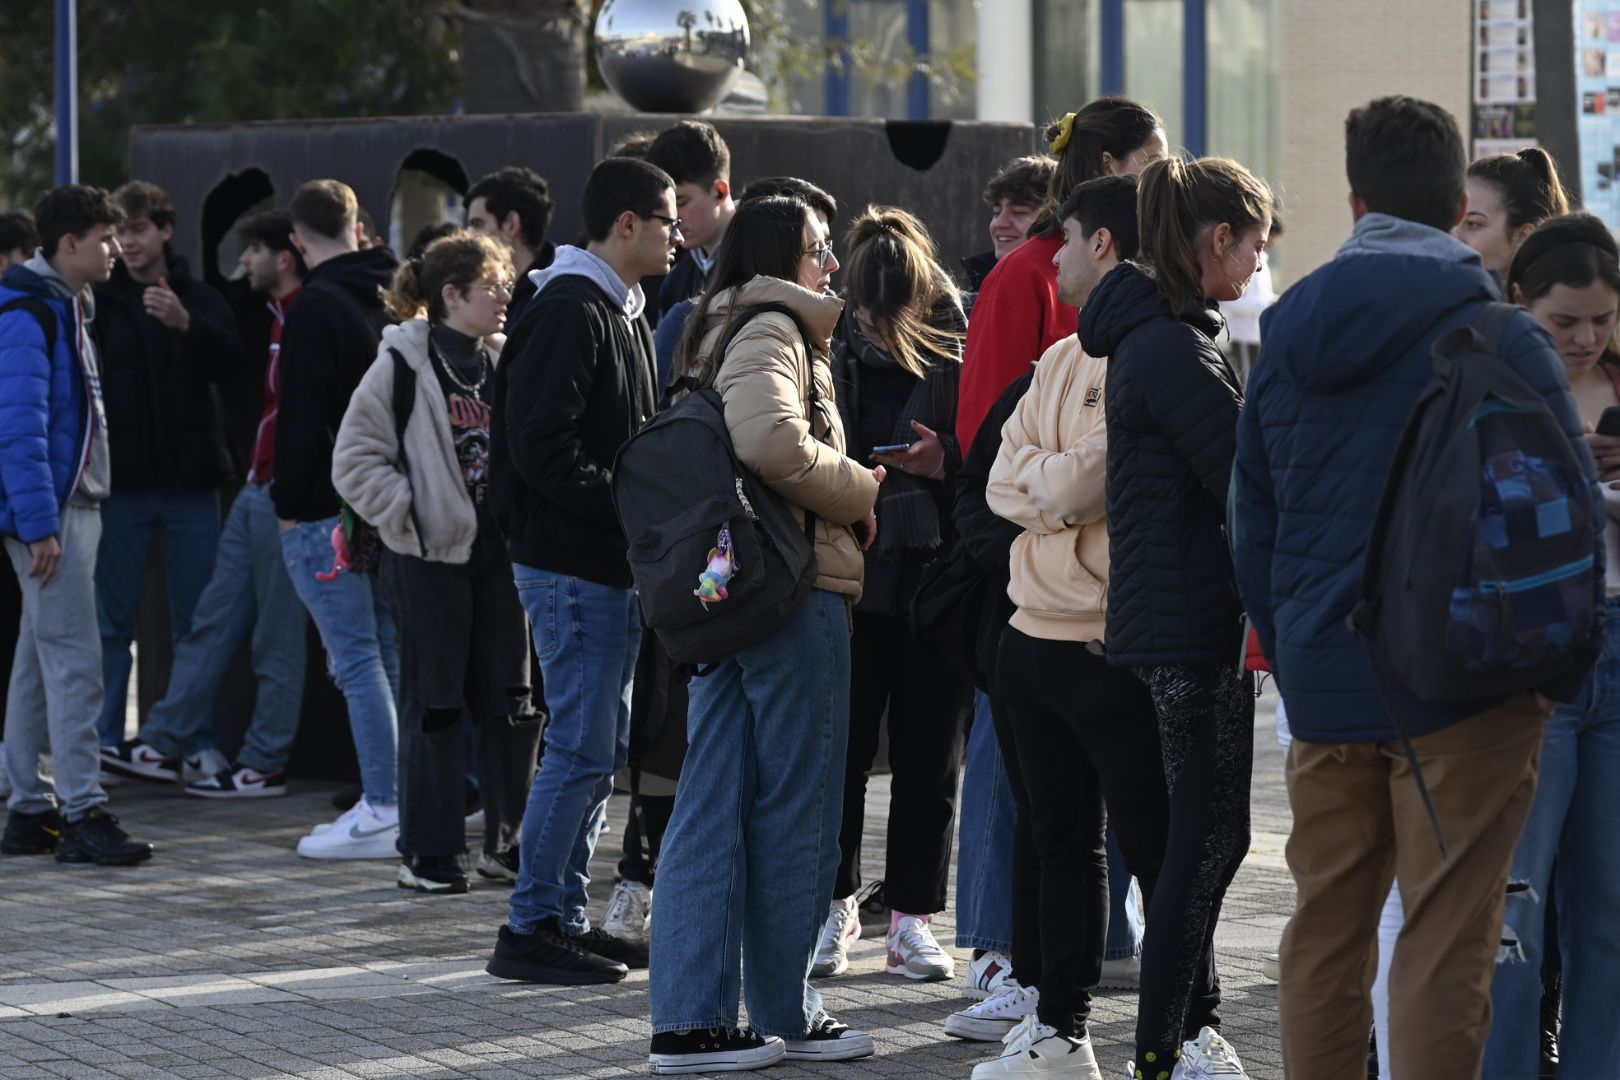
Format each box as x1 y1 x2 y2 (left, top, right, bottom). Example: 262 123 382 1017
1279 694 1549 1079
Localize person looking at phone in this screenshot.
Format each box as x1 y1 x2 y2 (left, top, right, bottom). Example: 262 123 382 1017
1478 212 1620 1080
813 207 974 986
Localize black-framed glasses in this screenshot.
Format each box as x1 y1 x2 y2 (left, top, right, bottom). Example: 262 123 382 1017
803 241 835 267
648 213 684 236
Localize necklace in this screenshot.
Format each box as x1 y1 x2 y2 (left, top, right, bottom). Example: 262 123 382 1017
429 339 489 397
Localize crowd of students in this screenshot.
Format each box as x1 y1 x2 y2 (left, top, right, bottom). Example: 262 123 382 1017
0 93 1614 1080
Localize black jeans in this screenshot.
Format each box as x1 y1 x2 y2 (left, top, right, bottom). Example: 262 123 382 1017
986 678 1042 987
619 792 675 886
835 610 973 914
618 628 689 886
383 522 541 862
1132 662 1254 1065
997 628 1170 1035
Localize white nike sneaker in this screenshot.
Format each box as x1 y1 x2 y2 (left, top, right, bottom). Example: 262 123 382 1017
811 898 861 977
182 748 232 784
965 949 1015 1000
296 798 400 860
1170 1027 1250 1079
885 914 954 980
972 1015 1102 1078
945 980 1038 1041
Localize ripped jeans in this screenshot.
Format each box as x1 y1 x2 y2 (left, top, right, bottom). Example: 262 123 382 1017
1483 598 1620 1080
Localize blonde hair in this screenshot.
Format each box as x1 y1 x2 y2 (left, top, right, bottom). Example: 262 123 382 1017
1137 156 1272 315
380 230 512 323
841 206 963 378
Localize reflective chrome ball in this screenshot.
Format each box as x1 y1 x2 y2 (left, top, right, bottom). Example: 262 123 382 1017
594 0 751 114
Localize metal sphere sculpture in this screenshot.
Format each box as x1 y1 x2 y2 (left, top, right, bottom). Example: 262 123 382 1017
594 0 752 114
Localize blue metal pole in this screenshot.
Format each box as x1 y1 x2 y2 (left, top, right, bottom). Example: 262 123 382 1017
1183 0 1208 156
826 2 851 117
54 0 77 185
906 0 930 120
1100 0 1125 96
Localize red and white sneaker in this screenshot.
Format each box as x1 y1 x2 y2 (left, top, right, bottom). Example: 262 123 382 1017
885 915 954 981
99 739 180 783
184 763 287 799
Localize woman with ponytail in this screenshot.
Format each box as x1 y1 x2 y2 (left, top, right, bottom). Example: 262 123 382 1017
809 207 974 984
1080 155 1272 1080
333 229 540 895
1479 213 1620 1079
1457 147 1570 275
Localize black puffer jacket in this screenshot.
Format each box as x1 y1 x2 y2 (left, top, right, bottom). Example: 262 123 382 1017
1080 261 1244 667
93 256 243 491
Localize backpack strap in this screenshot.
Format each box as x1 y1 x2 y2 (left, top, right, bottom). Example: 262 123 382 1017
387 347 428 559
0 297 60 357
1476 301 1518 357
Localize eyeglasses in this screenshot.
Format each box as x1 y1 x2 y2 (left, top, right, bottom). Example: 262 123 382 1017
803 241 835 267
474 280 515 300
648 213 685 237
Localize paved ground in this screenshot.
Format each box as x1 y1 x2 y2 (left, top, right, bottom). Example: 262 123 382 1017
0 694 1292 1079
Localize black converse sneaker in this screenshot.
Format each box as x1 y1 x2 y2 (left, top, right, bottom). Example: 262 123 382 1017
784 1015 875 1061
649 1027 786 1074
1 807 64 855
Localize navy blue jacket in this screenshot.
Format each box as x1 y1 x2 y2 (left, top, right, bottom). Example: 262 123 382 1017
1233 214 1602 743
0 267 91 543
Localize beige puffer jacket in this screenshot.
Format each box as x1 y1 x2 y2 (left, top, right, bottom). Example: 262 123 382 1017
691 276 880 600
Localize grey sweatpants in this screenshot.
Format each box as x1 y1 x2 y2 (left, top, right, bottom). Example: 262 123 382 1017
4 501 108 818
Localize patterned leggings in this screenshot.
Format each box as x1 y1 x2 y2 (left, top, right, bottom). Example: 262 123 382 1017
1130 663 1255 1080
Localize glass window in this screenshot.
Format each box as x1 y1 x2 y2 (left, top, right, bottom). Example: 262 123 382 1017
1209 0 1278 191
1035 0 1098 125
1125 0 1184 149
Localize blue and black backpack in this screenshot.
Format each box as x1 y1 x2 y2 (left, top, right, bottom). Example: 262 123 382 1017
1350 302 1598 851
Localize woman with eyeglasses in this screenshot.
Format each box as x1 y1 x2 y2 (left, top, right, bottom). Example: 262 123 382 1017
646 195 883 1074
812 206 973 986
333 229 541 896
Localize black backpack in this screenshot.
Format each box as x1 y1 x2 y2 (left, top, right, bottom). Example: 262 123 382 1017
1350 301 1598 852
612 303 820 667
0 297 60 356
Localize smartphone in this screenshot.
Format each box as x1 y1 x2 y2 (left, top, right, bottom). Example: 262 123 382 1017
871 441 914 456
1598 405 1620 437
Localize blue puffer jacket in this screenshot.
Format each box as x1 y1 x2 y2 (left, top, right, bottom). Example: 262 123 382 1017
1233 214 1601 743
0 266 88 544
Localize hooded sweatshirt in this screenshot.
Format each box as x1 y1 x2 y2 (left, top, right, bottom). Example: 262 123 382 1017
491 245 657 586
1234 213 1603 742
24 252 110 502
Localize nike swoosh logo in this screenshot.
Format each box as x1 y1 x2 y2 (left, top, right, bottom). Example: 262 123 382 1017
349 823 397 839
241 775 265 785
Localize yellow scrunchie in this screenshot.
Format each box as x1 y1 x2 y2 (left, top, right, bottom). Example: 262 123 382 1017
1050 111 1077 154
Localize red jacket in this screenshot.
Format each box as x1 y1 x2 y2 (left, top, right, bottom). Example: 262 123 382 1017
955 234 1077 449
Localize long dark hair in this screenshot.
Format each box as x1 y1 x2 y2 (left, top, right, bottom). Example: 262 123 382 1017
1507 213 1620 307
842 205 962 378
1468 148 1569 238
675 195 812 385
1031 96 1163 238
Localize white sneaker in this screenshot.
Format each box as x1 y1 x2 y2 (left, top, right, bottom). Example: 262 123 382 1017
964 949 1015 1000
1260 953 1279 983
810 898 860 977
182 748 232 783
295 799 400 860
1099 955 1140 990
972 1016 1102 1078
602 879 653 943
885 914 954 981
1170 1027 1250 1079
465 808 485 834
945 980 1038 1041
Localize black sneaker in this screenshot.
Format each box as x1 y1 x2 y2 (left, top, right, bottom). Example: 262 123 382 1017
856 879 890 932
475 847 519 883
1 807 64 855
55 807 153 866
649 1027 785 1074
98 739 180 783
570 925 650 970
785 1015 874 1061
184 763 287 799
398 855 469 895
486 921 628 985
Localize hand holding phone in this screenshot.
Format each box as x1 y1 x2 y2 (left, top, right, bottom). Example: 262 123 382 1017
871 441 914 456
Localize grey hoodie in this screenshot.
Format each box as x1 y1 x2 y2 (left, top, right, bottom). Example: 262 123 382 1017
24 251 109 502
1336 211 1486 266
527 245 647 321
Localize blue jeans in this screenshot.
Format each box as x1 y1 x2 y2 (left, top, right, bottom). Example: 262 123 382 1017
650 589 851 1040
1484 598 1620 1079
140 484 308 768
1105 824 1144 960
94 488 220 745
508 566 640 935
956 690 1015 951
279 517 399 805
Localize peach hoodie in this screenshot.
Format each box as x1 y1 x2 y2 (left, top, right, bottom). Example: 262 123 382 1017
986 334 1111 642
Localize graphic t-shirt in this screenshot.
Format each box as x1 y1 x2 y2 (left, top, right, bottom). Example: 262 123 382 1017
427 325 491 497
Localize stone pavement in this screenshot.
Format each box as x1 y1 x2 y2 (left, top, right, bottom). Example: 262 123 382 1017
0 694 1293 1079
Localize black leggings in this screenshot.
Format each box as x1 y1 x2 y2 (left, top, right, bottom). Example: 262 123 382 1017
1131 663 1254 1067
997 629 1169 1035
836 611 973 914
